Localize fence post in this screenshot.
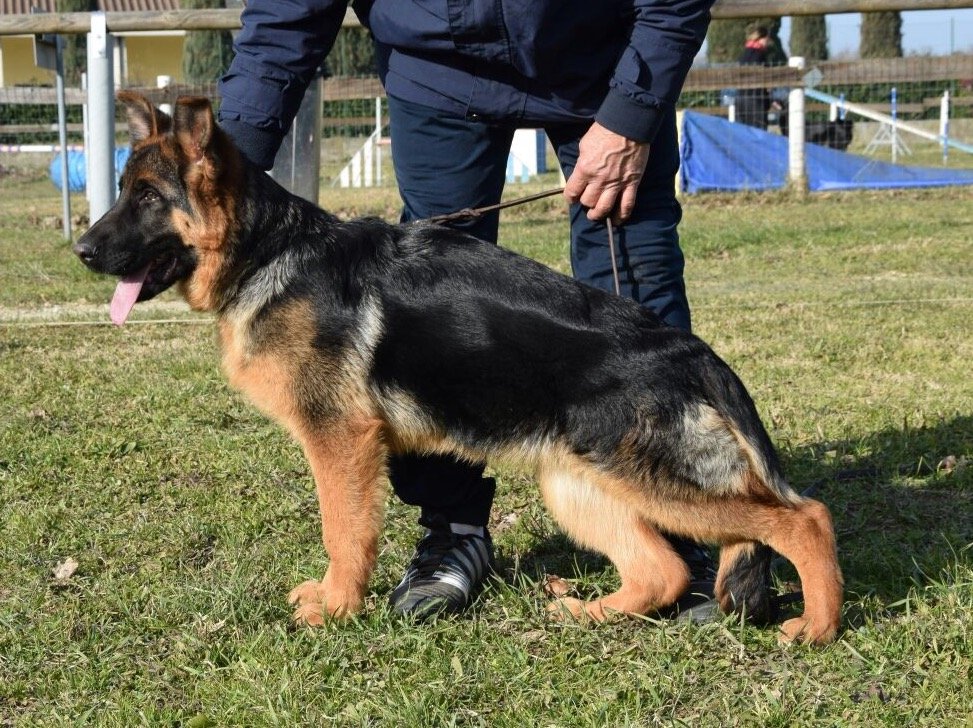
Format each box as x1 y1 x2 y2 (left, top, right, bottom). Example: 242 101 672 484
157 75 173 117
271 68 323 204
54 35 72 241
890 86 898 164
787 56 807 193
940 89 950 166
85 11 115 222
375 97 382 186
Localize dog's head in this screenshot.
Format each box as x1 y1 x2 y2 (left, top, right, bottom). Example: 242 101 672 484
74 92 243 324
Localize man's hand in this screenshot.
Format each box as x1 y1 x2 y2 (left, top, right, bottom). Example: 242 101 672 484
563 122 650 223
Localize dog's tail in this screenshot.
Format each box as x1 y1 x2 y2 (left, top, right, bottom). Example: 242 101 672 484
706 364 799 625
716 541 776 625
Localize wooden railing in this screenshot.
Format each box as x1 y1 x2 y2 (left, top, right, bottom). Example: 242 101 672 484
2 0 973 36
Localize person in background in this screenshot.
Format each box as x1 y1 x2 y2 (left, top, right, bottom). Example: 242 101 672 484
736 24 778 130
218 0 720 622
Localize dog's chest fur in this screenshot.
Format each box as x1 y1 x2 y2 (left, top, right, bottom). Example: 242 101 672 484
216 292 380 439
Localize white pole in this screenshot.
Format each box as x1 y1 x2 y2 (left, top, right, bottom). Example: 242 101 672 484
890 87 898 164
940 89 950 166
375 97 382 186
55 35 72 241
787 56 806 192
363 135 374 187
86 11 115 222
157 75 173 117
82 72 89 204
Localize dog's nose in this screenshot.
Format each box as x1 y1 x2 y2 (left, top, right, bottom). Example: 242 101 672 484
73 239 97 263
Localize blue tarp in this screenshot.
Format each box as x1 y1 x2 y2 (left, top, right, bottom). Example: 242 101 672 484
679 110 973 193
50 146 131 193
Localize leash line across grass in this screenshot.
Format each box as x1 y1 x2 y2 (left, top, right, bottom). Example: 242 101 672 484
2 297 970 327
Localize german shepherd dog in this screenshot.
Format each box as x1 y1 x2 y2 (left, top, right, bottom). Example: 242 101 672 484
74 94 843 644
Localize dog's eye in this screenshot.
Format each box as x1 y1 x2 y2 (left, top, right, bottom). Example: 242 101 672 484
139 188 161 205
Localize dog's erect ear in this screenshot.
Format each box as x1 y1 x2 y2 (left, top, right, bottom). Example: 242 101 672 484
116 90 171 144
173 97 216 164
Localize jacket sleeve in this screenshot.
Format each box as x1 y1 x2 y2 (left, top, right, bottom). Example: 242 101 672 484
218 0 351 169
596 0 715 144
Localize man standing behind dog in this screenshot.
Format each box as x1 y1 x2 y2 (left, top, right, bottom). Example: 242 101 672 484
218 0 719 621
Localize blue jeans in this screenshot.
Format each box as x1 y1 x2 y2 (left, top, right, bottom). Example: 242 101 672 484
386 96 690 528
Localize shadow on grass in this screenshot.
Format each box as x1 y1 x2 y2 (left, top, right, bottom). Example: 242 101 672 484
790 414 972 606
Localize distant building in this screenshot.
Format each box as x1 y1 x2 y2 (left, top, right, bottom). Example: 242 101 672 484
0 0 189 87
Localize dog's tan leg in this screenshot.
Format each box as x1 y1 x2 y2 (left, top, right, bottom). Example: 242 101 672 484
288 418 387 625
763 498 843 645
657 496 843 645
539 465 690 620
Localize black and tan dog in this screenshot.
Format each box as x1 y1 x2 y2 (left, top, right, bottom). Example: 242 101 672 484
75 94 843 644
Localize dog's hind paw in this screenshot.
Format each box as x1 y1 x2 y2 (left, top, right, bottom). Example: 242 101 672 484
546 596 588 621
778 615 839 645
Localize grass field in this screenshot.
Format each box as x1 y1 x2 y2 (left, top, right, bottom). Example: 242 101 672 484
1 171 972 726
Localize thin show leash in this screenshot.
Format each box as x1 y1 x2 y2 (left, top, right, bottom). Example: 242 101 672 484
425 186 623 296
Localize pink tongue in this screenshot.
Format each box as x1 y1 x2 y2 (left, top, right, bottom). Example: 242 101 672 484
110 267 149 326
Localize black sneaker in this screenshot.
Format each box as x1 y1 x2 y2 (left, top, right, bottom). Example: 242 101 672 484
663 536 721 624
390 521 494 619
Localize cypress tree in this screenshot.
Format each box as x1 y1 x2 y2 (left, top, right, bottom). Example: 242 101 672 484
707 19 749 64
328 26 376 76
181 0 234 84
707 18 785 65
860 12 903 59
789 16 829 61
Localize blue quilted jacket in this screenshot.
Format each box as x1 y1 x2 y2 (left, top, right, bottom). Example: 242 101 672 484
218 0 714 169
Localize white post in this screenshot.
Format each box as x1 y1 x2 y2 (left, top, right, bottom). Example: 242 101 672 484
55 36 72 241
940 89 950 166
82 72 89 203
375 97 382 186
86 11 116 221
890 87 898 165
157 75 173 118
787 56 806 192
363 135 374 187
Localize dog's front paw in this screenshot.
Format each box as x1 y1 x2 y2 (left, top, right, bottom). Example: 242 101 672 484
288 578 324 606
287 579 358 625
291 601 327 627
778 615 839 645
288 579 326 626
